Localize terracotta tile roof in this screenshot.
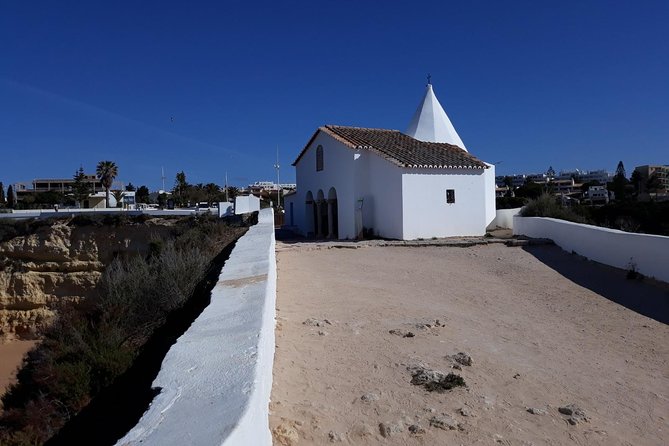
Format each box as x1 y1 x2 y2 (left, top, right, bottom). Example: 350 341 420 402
293 125 488 169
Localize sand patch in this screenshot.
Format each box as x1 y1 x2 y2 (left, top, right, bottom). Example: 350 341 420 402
270 243 669 445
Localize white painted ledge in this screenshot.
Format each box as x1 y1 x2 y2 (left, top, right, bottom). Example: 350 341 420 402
486 207 522 230
116 208 276 446
513 215 669 283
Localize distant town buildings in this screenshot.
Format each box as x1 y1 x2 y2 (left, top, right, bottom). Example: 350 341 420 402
633 165 669 195
14 174 104 195
495 169 612 189
496 164 668 203
11 175 125 208
248 181 296 192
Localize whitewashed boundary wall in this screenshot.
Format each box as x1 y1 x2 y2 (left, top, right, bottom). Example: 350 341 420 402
218 201 234 218
117 208 276 446
487 207 522 230
235 195 261 215
513 216 669 283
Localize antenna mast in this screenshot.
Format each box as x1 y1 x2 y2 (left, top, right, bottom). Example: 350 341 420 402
274 146 281 210
225 171 229 202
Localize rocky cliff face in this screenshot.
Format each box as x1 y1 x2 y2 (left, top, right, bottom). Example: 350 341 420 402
0 218 173 340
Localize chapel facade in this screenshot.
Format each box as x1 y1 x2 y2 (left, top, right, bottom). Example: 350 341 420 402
284 83 495 240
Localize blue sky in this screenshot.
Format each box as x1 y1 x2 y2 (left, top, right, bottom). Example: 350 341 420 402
1 1 667 191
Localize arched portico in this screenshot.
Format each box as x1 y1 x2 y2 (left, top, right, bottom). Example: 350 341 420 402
327 187 338 239
316 190 327 238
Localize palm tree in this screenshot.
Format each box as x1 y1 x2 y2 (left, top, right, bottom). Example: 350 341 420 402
204 183 220 207
96 161 118 208
112 190 125 208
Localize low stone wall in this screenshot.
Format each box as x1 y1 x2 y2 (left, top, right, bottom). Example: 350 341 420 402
514 216 669 283
487 207 522 230
116 208 276 445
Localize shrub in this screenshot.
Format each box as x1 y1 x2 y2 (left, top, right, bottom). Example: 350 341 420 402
496 196 526 209
0 217 247 445
520 194 590 224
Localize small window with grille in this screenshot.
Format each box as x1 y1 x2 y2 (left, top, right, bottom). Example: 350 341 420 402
446 189 455 204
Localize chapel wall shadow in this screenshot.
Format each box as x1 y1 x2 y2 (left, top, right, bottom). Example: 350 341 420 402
522 245 669 325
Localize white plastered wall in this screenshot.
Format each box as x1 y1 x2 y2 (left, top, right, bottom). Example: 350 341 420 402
483 163 496 227
234 195 260 214
355 151 404 239
293 132 357 239
401 169 488 239
513 216 669 283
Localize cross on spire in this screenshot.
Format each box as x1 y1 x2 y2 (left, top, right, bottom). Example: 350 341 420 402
427 73 432 85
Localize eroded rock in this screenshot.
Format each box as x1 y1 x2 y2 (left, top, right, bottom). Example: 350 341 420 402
429 414 461 431
409 365 466 392
303 318 332 327
360 392 379 403
273 423 300 445
378 422 403 438
447 352 473 367
327 430 343 442
389 329 414 338
558 404 589 425
0 219 173 340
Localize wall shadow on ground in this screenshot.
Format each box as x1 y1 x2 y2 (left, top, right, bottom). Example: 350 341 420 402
523 245 669 325
44 238 240 446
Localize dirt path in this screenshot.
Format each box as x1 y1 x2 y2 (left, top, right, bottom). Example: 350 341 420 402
270 243 669 445
0 340 36 407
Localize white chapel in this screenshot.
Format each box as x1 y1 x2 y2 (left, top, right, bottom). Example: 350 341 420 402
283 83 496 240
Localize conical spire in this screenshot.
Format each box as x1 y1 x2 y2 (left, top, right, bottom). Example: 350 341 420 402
405 83 467 151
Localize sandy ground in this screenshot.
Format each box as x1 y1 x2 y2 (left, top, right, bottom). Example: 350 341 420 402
270 242 669 445
0 340 36 407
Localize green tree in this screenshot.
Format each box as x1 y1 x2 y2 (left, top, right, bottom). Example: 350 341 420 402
186 183 205 205
204 183 221 207
515 179 543 199
225 186 240 201
34 191 64 207
646 173 663 198
630 170 643 196
96 161 119 208
157 192 168 208
546 166 556 178
136 185 150 203
112 190 125 208
6 185 15 208
72 166 92 208
608 168 629 201
0 182 5 205
173 171 188 206
125 183 136 192
615 161 626 178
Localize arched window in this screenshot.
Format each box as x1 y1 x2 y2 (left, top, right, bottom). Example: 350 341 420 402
316 145 323 171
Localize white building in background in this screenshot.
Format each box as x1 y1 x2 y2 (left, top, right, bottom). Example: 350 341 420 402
557 169 611 184
585 185 610 203
284 83 495 240
248 181 297 193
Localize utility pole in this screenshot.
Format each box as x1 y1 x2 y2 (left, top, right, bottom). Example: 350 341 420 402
161 166 166 192
274 146 281 210
225 171 229 202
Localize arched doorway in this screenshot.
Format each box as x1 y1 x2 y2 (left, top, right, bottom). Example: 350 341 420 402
327 187 338 239
305 191 315 237
316 190 327 238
